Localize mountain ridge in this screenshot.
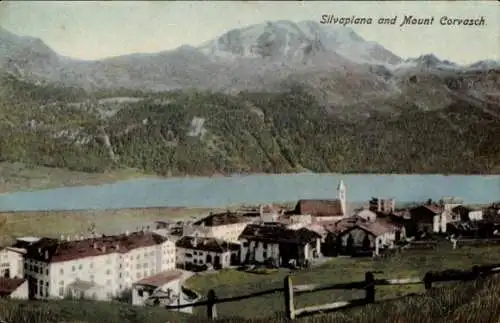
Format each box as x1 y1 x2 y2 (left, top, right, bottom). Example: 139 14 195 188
1 20 498 95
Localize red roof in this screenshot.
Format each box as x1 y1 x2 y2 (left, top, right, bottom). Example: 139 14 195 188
25 232 168 263
293 199 344 217
239 224 321 244
0 278 26 297
134 269 183 288
193 211 251 227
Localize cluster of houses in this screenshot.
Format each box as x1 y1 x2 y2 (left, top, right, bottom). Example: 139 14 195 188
0 180 499 311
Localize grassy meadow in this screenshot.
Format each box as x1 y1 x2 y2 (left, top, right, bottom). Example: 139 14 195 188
1 246 500 323
185 245 500 319
0 207 214 246
0 162 158 194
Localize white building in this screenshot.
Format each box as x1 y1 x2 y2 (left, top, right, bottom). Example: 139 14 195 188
131 269 195 314
239 224 322 267
451 205 484 222
354 209 377 222
338 221 401 256
175 236 241 270
0 277 29 299
183 212 253 242
23 231 176 301
0 246 25 278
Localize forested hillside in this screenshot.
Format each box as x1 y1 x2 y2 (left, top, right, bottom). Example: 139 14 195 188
0 75 499 175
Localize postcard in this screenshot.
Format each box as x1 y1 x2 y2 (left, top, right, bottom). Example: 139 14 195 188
0 1 498 323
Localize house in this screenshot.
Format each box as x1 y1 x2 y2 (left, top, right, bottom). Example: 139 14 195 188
369 197 396 214
23 231 176 301
287 180 347 221
131 269 193 313
254 211 313 230
184 211 253 242
354 208 377 222
0 277 28 299
484 202 500 223
0 246 25 279
452 205 484 222
239 224 322 267
337 220 402 256
175 236 241 270
409 204 446 234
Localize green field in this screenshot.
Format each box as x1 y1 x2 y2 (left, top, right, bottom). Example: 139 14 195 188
0 162 158 194
186 245 500 320
0 207 214 246
2 247 500 323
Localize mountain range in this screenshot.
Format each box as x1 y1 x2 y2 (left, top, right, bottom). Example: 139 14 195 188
1 20 498 93
0 20 499 175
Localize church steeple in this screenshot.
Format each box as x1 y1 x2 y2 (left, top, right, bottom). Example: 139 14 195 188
337 180 347 216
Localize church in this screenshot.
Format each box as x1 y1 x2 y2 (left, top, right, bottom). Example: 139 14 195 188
288 180 348 221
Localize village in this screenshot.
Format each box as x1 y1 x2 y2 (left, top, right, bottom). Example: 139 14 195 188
0 180 499 314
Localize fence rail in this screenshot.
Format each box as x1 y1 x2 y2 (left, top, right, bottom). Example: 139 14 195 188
160 262 500 320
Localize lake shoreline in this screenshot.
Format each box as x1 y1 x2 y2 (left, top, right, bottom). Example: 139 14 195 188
0 174 497 212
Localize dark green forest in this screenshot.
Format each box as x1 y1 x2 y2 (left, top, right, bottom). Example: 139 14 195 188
1 75 499 175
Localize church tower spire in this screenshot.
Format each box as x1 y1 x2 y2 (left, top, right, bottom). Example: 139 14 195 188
337 180 347 216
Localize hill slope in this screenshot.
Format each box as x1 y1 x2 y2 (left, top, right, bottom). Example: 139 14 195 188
1 275 499 323
0 74 499 175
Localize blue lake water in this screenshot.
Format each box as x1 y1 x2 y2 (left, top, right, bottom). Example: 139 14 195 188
0 174 498 211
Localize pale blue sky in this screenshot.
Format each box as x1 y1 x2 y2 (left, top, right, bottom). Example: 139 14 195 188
0 1 498 64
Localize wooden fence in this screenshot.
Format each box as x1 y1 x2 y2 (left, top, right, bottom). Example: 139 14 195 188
453 238 500 248
159 262 500 320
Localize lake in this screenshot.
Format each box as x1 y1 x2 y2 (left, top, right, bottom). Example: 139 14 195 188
0 174 498 211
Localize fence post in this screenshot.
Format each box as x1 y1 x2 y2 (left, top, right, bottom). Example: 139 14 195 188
424 272 433 291
364 271 375 303
472 265 481 279
284 275 295 320
206 289 217 320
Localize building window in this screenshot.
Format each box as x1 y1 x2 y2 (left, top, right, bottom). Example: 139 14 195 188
78 264 83 270
45 268 49 275
90 262 94 269
106 280 111 286
58 287 64 297
72 265 76 272
59 268 64 275
106 269 111 275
